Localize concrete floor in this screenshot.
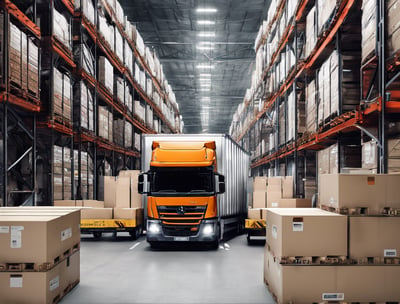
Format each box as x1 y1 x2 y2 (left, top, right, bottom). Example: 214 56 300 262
61 233 275 304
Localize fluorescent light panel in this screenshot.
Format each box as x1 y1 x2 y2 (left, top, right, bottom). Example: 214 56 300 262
200 73 212 77
197 46 214 50
196 8 217 13
197 64 214 69
198 32 215 37
197 20 215 25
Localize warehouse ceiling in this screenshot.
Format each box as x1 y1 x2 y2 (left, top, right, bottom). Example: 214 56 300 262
120 0 270 134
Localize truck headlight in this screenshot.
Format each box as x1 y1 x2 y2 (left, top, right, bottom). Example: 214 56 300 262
203 224 213 236
148 222 161 234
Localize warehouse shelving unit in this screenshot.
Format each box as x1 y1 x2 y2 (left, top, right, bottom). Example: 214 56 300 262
0 0 40 207
232 0 400 197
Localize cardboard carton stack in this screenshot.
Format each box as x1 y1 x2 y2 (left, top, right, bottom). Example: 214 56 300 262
264 207 400 302
98 106 113 142
362 139 400 173
98 56 114 94
52 146 72 200
53 68 72 123
53 8 71 50
249 176 305 220
74 81 94 132
0 207 80 303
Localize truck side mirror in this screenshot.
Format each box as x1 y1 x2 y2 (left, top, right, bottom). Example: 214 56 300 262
217 174 225 194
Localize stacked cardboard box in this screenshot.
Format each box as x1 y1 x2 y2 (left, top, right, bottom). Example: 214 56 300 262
0 207 80 303
74 81 94 132
98 106 113 142
124 40 133 75
146 105 154 129
74 0 95 25
74 43 95 77
53 68 72 123
305 80 317 133
266 176 293 208
319 173 400 213
5 20 39 97
73 150 94 200
134 100 145 122
317 143 361 176
52 146 72 200
97 14 114 52
305 6 317 58
53 9 71 50
134 132 141 151
317 0 337 35
115 76 124 104
114 27 123 62
125 82 133 113
98 56 114 94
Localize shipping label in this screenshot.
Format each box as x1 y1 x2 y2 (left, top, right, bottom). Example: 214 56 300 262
10 275 23 288
384 249 397 257
0 226 9 233
61 227 72 241
10 226 24 249
271 202 279 207
49 276 60 291
292 217 304 232
322 293 344 301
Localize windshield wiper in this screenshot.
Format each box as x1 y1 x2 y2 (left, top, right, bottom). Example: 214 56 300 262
158 189 177 193
189 190 207 193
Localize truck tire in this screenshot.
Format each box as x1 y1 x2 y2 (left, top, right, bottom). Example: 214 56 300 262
129 225 143 240
93 232 102 239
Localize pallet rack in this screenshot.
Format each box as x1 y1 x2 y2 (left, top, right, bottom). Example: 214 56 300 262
232 0 400 197
0 0 181 206
0 0 40 207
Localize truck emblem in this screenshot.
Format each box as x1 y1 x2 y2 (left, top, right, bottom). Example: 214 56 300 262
177 206 185 215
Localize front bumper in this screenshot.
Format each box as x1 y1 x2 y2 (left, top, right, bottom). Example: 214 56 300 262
146 219 219 243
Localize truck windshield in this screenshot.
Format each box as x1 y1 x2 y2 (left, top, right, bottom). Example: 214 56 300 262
150 167 214 194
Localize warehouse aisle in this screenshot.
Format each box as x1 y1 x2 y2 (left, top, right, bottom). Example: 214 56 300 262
61 234 274 304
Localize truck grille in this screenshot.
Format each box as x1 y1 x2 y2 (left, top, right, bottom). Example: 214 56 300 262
157 205 206 237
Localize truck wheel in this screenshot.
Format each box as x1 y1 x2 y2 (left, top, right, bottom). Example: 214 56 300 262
93 232 102 239
129 226 143 240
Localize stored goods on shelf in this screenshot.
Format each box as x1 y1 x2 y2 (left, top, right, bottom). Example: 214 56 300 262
115 76 124 104
146 105 153 129
305 6 317 58
139 134 249 247
317 0 337 35
134 132 141 151
98 106 113 142
124 40 133 74
125 82 133 113
75 0 96 25
114 27 123 62
53 9 71 49
98 56 114 94
388 0 400 55
74 81 95 132
134 100 145 122
97 14 114 52
74 43 95 77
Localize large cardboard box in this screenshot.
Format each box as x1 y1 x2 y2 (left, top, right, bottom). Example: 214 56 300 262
247 208 262 219
277 199 312 208
113 208 143 225
83 200 105 208
0 214 80 266
266 190 281 208
266 208 347 258
0 250 80 304
264 248 343 304
253 191 267 208
116 177 130 208
253 176 268 191
53 200 76 207
349 216 400 259
319 174 400 213
104 176 117 208
264 248 400 303
80 208 113 219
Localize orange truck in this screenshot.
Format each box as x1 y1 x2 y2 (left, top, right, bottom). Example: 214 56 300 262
138 134 249 248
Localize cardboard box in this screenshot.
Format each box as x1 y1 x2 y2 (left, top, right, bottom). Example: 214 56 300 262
266 190 282 208
0 250 80 304
264 248 400 303
319 174 400 213
80 208 113 219
261 208 267 220
276 199 312 208
247 208 262 219
253 176 268 191
281 176 293 198
264 248 343 304
0 213 80 265
0 208 80 254
83 200 104 208
104 176 117 208
349 216 400 259
116 177 130 208
266 208 347 258
53 200 76 207
113 208 144 224
253 191 267 208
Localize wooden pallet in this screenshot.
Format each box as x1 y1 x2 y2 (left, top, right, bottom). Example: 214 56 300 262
53 279 80 304
279 255 349 265
0 242 80 272
351 256 400 265
321 205 400 216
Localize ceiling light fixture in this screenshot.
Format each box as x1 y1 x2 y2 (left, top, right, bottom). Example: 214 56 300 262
197 20 215 25
200 83 211 87
196 46 214 50
197 64 215 69
200 73 212 77
198 41 214 45
198 32 216 37
196 8 217 13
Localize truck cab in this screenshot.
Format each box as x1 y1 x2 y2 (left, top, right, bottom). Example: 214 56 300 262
138 141 225 247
